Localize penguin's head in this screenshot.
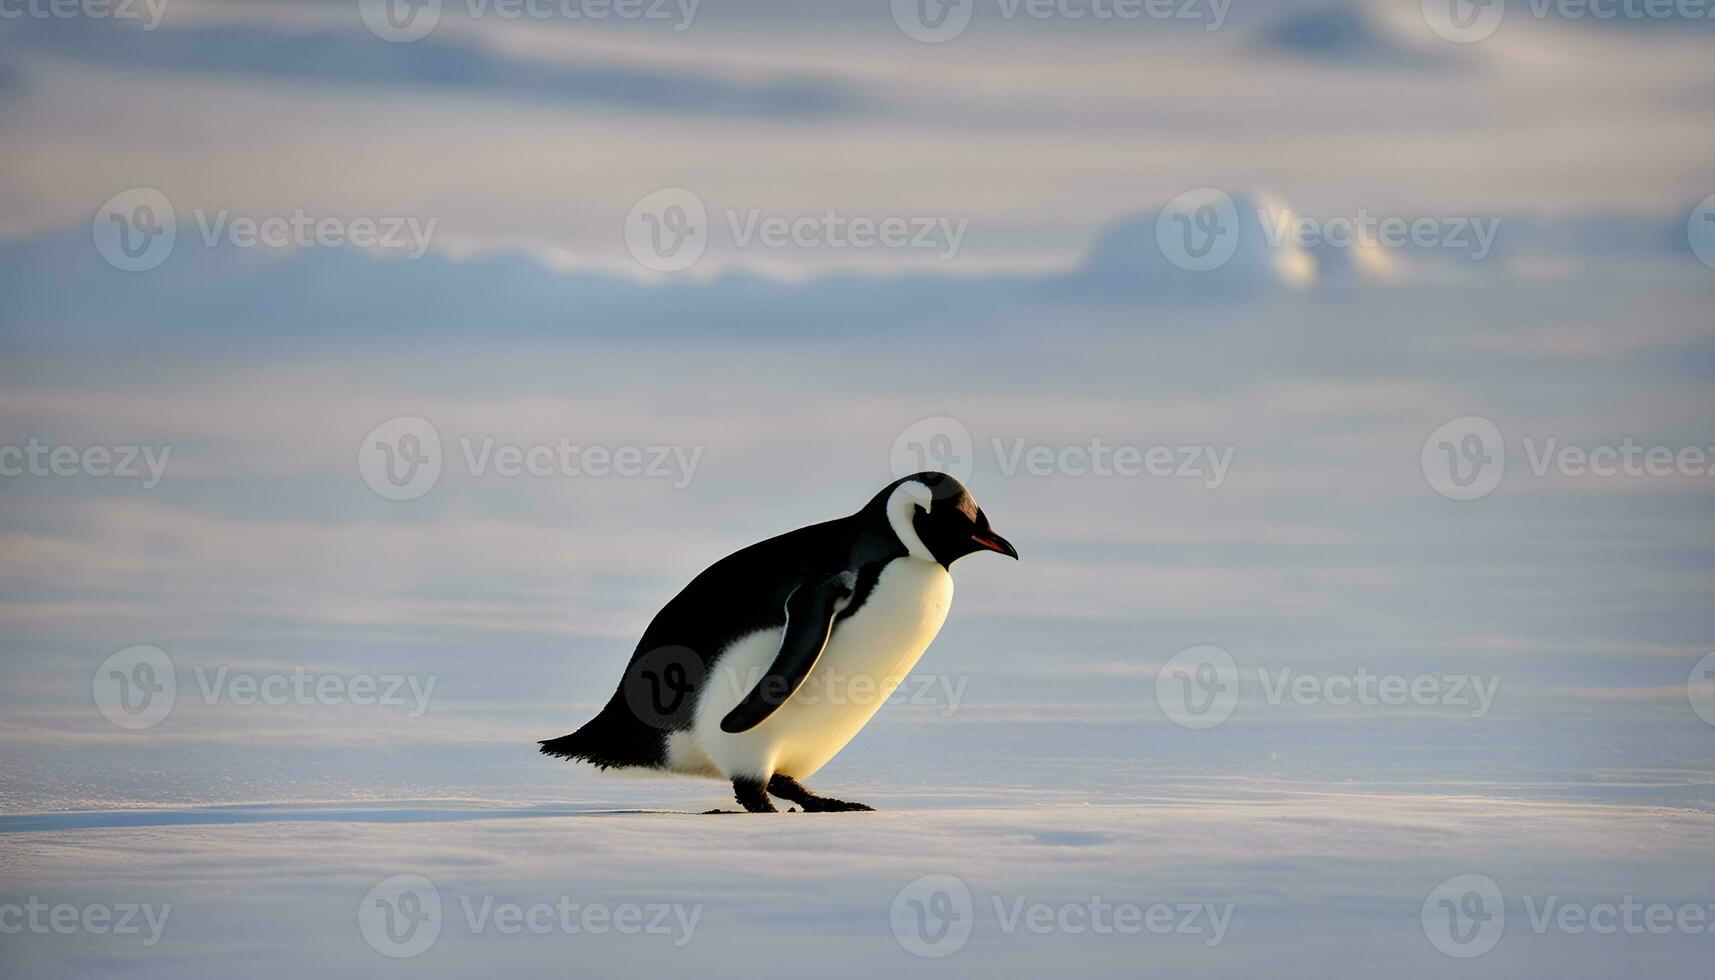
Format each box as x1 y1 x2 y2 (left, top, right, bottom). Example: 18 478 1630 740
875 472 1018 567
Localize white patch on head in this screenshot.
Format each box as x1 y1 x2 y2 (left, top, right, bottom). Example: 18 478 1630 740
886 480 936 561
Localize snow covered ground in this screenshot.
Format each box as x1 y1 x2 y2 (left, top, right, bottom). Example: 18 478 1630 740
5 790 1712 978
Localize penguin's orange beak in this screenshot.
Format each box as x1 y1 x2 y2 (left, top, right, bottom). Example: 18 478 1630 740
969 531 1018 560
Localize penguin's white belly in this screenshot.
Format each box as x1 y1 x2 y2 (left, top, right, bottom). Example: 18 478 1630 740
678 557 954 781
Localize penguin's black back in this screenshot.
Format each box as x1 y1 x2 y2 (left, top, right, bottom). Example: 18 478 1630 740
539 502 906 769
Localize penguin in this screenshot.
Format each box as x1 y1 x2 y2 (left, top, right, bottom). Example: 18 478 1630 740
539 472 1016 813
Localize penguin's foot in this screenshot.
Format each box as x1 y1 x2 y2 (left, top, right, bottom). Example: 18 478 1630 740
731 776 779 813
766 774 875 813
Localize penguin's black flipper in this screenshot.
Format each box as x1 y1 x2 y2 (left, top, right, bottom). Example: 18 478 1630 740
718 572 855 734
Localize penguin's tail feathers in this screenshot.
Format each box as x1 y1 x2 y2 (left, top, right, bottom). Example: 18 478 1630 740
536 731 596 762
537 700 664 770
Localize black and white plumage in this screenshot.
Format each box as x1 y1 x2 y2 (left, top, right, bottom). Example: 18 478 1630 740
539 472 1017 813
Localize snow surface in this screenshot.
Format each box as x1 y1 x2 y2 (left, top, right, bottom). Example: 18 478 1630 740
4 792 1711 978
